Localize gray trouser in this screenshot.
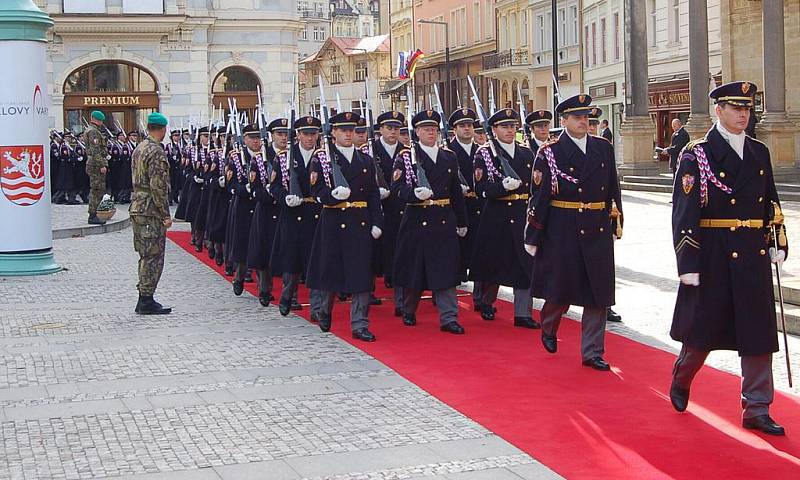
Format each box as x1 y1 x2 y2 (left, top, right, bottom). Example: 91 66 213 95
403 288 458 326
280 273 302 305
672 344 774 418
541 302 606 361
257 269 272 295
316 291 370 331
480 283 533 318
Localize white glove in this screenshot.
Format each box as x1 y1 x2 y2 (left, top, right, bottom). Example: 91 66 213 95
502 176 521 191
769 247 786 266
379 187 390 200
461 184 470 195
331 186 351 200
285 194 302 207
456 227 467 237
106 155 112 160
371 225 382 239
218 176 225 188
245 183 252 193
525 244 537 257
414 187 433 201
194 176 204 184
679 273 700 286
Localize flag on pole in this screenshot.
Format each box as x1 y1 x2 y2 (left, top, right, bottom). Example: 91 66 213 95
397 49 425 80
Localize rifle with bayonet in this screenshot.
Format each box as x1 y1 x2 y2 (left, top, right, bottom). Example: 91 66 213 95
364 77 388 189
467 76 520 180
287 76 302 197
405 84 431 189
432 83 470 189
517 83 532 150
318 74 349 188
227 97 247 182
255 86 274 181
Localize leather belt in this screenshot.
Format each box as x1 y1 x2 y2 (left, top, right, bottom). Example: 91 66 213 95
409 199 451 207
498 194 529 201
699 218 764 229
550 200 606 211
324 201 368 209
301 197 316 203
464 192 477 198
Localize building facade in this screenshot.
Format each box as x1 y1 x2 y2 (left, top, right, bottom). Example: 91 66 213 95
298 0 332 60
481 0 582 117
301 35 391 117
582 0 624 149
412 0 497 115
330 0 380 38
43 0 299 134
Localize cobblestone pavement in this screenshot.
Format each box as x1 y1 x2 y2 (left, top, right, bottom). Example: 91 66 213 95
0 222 559 480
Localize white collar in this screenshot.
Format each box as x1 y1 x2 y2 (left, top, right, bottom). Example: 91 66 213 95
566 131 587 154
419 143 439 163
380 137 398 155
716 122 746 160
456 139 474 153
533 136 547 148
300 146 314 166
337 144 355 162
498 139 515 158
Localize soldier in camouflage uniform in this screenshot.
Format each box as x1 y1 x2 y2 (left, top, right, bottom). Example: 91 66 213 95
85 110 110 224
130 112 173 315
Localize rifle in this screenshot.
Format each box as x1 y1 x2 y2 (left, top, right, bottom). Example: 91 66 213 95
227 97 247 182
364 77 388 189
489 81 497 114
432 83 470 189
318 74 349 188
517 83 532 150
467 76 520 180
405 84 431 189
287 76 302 197
255 86 273 181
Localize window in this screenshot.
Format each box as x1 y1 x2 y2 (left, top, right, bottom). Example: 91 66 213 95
331 65 343 84
584 25 590 65
459 8 467 46
648 0 657 47
671 0 681 43
351 101 365 117
484 0 493 40
537 15 545 52
300 27 308 40
510 13 517 49
520 9 528 47
63 0 104 13
212 67 259 93
313 26 326 41
546 12 552 50
500 16 508 50
64 62 158 94
354 61 368 82
473 2 481 44
122 0 163 13
558 8 566 47
601 17 607 64
613 13 620 61
591 22 597 65
570 6 578 44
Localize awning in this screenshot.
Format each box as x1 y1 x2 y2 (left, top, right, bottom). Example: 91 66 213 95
380 78 411 95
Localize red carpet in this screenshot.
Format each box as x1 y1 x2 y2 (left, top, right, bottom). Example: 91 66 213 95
169 230 800 479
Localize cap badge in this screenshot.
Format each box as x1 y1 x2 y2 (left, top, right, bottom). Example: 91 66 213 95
392 111 399 118
578 94 586 103
462 108 468 115
345 113 352 120
427 110 433 117
742 82 750 94
281 119 287 126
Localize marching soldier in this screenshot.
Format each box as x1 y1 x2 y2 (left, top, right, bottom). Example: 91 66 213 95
270 116 324 316
399 126 410 147
166 129 183 204
524 94 623 371
306 111 383 342
130 112 172 315
229 125 260 295
206 132 229 267
75 133 89 204
57 132 79 205
524 110 552 150
669 81 787 435
447 108 482 305
373 111 406 316
473 120 487 146
391 110 468 334
470 108 540 329
50 132 63 204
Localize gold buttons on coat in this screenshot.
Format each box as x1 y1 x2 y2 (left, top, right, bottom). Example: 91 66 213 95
341 223 346 229
760 169 764 176
315 214 319 219
730 198 736 205
760 249 766 256
758 197 763 203
578 188 583 193
600 227 604 232
442 220 446 224
422 221 427 226
570 167 575 172
719 171 726 178
732 252 739 259
510 219 514 224
297 216 302 221
580 229 585 235
507 202 512 206
361 221 366 226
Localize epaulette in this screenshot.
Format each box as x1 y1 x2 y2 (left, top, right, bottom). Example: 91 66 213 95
441 145 453 153
592 134 611 144
516 141 532 150
684 137 708 152
746 135 767 148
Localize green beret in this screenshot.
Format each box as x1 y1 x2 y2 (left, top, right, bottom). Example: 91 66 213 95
147 112 168 127
91 110 106 122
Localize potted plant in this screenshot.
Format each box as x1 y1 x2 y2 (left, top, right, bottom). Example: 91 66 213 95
95 194 116 221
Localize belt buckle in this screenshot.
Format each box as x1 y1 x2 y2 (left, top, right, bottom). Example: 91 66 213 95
737 219 750 228
578 202 589 212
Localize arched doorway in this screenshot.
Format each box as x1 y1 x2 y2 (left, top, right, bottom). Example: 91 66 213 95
63 61 159 134
212 67 261 125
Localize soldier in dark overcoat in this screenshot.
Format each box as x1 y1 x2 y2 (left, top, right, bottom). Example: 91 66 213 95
305 112 384 342
470 108 540 330
668 81 787 436
228 125 259 295
524 93 623 372
391 110 468 334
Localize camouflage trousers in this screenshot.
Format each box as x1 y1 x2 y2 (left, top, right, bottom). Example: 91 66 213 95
86 165 106 216
132 215 166 296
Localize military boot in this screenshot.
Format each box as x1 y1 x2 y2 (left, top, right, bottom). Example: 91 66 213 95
88 215 106 225
135 295 172 315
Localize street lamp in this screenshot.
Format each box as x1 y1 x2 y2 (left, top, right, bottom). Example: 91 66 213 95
417 18 451 114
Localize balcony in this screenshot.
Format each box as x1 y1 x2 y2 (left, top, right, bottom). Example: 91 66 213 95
482 48 530 70
299 9 330 19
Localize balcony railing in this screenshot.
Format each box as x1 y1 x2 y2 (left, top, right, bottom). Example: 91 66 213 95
482 48 530 70
299 10 330 19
